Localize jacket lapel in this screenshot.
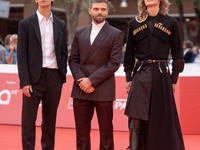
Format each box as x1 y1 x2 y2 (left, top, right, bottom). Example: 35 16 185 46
83 24 92 52
83 21 109 63
53 15 59 46
30 13 41 46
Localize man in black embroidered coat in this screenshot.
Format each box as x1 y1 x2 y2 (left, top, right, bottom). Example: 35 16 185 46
124 0 185 150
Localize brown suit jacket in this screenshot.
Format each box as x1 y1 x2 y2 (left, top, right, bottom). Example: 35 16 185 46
69 21 122 101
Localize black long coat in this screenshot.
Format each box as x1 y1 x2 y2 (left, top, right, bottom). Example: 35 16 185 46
124 13 185 150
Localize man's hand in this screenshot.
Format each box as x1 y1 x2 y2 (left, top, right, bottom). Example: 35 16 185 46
78 78 94 93
6 44 16 64
9 44 16 53
85 86 95 93
126 81 132 94
22 85 33 97
172 84 176 93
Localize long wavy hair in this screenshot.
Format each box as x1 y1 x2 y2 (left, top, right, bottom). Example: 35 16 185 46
138 0 170 16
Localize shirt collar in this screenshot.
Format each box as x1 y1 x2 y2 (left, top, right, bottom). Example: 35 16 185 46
92 21 105 29
36 10 53 23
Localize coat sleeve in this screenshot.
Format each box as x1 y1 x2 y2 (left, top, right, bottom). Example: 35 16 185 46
88 31 123 87
69 29 86 85
170 19 184 84
123 20 136 82
17 21 31 89
60 21 68 76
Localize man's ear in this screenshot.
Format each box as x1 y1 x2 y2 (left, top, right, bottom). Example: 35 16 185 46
88 8 91 15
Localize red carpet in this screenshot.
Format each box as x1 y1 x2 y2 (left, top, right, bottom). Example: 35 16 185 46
0 124 199 150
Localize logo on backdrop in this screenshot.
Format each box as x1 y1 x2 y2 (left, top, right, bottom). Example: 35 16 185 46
0 90 11 105
0 89 19 105
67 98 127 110
0 79 19 105
114 99 127 110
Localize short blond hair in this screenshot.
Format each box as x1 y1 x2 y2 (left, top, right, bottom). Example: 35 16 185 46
138 0 170 16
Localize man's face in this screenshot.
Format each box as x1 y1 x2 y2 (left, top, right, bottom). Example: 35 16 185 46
35 0 54 8
89 2 109 24
183 44 186 50
10 35 18 51
144 0 161 7
10 35 18 45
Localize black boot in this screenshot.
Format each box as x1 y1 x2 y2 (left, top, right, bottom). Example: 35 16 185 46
129 118 143 150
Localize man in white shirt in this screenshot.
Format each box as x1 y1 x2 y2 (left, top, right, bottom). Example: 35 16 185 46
17 0 68 149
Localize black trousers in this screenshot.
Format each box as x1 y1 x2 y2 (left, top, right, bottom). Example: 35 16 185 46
73 99 114 150
22 68 63 150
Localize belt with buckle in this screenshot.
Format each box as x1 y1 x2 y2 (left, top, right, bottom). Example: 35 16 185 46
139 59 168 63
137 59 169 73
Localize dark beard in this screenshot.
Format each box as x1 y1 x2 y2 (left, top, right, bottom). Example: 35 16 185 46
93 15 106 24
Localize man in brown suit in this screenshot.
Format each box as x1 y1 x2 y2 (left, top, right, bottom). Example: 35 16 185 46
69 0 122 149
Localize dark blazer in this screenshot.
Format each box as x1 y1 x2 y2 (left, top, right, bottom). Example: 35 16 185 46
69 21 122 101
184 50 192 63
17 13 68 89
184 50 195 63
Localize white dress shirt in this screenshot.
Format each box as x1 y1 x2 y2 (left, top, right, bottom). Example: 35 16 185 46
36 10 58 69
90 21 105 45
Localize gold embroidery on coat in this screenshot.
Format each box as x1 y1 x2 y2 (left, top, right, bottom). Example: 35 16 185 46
132 24 148 35
154 23 171 35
